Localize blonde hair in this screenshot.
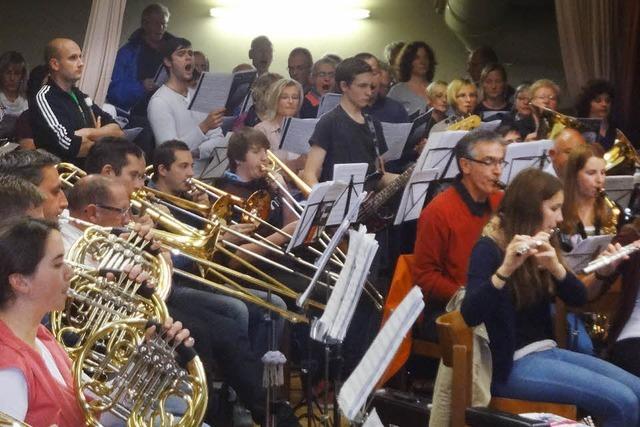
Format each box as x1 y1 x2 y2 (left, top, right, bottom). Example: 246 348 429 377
426 80 447 99
264 78 303 121
530 79 560 99
446 78 476 109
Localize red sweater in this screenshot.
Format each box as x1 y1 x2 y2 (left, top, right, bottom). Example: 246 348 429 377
0 321 84 427
413 184 502 305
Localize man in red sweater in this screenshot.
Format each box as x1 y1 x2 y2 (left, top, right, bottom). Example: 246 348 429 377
414 129 505 340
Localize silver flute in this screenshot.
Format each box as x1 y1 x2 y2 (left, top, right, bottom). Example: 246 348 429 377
515 228 559 256
582 243 640 274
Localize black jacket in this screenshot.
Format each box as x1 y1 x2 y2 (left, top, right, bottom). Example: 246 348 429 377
31 80 115 163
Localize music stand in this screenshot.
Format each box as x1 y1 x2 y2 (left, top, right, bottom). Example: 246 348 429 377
500 139 553 184
393 168 440 226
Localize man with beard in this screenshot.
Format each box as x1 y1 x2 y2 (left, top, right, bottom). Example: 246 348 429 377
147 37 225 176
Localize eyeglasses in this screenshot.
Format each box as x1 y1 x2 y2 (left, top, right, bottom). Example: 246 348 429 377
534 94 557 101
316 72 335 78
96 204 131 216
464 157 509 168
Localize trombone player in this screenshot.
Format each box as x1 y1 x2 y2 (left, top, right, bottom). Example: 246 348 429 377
61 175 301 427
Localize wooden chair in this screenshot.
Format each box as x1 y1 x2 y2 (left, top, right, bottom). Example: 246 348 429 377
436 310 577 427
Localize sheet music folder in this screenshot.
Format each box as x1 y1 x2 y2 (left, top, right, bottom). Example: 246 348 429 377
278 117 319 155
188 70 257 113
338 286 425 421
563 235 613 272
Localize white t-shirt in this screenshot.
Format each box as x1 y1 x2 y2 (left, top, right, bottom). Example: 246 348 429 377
0 338 65 421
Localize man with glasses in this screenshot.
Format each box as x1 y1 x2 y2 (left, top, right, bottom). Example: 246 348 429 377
287 47 313 92
299 57 337 118
413 129 505 340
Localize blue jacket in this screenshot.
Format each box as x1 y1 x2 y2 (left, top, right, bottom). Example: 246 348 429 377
106 29 174 112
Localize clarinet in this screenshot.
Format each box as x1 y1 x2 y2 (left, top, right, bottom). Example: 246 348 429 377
582 243 640 274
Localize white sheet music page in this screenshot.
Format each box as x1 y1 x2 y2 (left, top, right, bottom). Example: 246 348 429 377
394 167 439 225
380 122 414 162
478 119 502 132
563 234 614 272
419 130 467 178
310 225 378 342
338 286 425 421
188 72 234 113
327 163 368 226
362 409 384 427
317 93 342 117
153 65 169 86
278 117 319 155
605 175 635 208
500 139 553 183
199 132 233 179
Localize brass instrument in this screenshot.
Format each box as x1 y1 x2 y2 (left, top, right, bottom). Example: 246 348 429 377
599 189 620 235
74 318 207 427
57 162 87 188
0 412 29 426
605 129 640 176
265 149 311 198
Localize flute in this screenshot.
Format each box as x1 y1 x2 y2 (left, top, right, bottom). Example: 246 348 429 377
515 227 559 256
582 243 640 274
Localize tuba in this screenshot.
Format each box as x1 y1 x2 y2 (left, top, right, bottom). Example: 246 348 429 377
605 129 640 176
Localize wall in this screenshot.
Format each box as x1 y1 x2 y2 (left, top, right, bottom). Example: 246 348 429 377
0 0 90 69
0 0 567 104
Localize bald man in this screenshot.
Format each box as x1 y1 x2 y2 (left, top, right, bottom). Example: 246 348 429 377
546 128 587 179
31 38 123 165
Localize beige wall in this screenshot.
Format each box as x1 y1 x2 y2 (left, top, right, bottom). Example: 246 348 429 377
0 0 568 104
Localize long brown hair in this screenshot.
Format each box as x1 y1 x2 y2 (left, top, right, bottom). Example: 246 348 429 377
489 168 563 308
560 143 608 235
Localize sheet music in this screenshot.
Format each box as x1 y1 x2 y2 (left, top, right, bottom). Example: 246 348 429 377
338 286 425 421
500 139 553 184
296 193 365 308
605 175 635 208
225 69 257 112
199 132 232 179
563 235 613 272
286 180 347 252
417 130 466 178
310 225 378 342
153 65 169 86
482 110 509 120
188 70 256 114
123 127 143 142
394 168 439 225
477 119 502 132
278 117 319 155
380 122 414 162
362 409 384 427
316 93 341 117
327 163 368 226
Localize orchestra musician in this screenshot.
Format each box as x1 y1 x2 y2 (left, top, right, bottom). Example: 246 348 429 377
446 78 478 117
413 129 504 340
461 168 640 427
0 216 194 425
575 79 617 150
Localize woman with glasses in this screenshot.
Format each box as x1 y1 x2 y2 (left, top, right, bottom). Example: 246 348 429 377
388 41 437 115
254 78 305 171
462 168 640 427
525 79 561 140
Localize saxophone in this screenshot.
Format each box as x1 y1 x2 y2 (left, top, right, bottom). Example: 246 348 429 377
599 189 620 235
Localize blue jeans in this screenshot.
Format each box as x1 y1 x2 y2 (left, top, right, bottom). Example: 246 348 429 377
492 348 640 427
